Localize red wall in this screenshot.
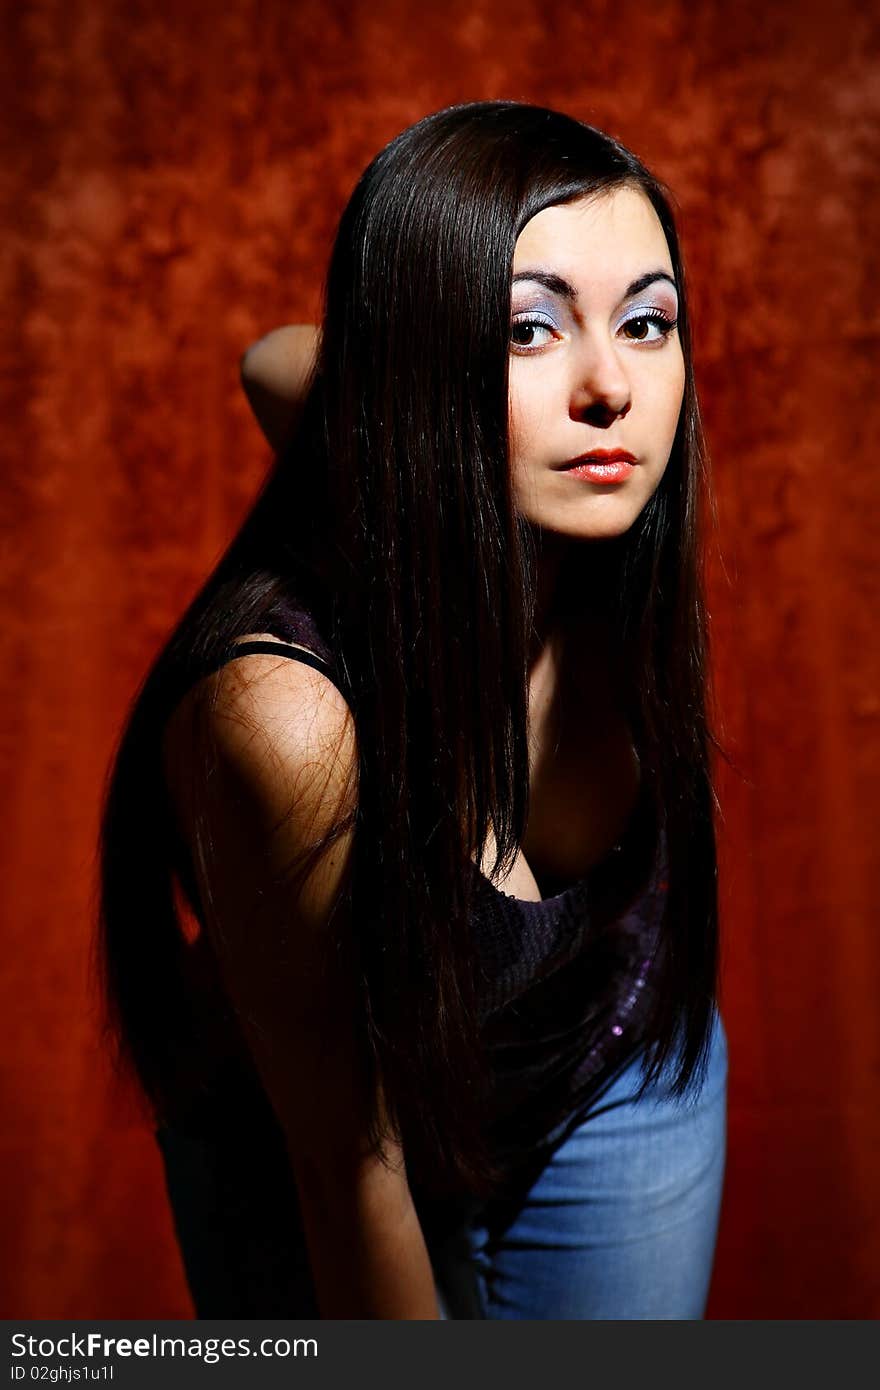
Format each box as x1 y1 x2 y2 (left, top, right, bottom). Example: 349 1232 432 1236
2 0 878 1317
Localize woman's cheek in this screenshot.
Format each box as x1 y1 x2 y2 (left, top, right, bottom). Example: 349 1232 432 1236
508 377 547 447
665 348 686 435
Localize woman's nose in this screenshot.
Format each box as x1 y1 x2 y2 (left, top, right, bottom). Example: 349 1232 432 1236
571 338 632 425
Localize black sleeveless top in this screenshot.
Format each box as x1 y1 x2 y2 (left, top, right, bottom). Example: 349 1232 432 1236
177 596 667 1175
158 595 670 1311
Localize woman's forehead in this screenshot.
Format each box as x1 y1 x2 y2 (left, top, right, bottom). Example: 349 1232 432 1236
512 187 672 291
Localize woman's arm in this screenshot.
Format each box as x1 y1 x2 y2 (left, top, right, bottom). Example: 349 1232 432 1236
239 324 319 451
163 653 442 1319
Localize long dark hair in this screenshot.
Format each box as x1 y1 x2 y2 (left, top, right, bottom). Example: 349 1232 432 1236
96 101 721 1202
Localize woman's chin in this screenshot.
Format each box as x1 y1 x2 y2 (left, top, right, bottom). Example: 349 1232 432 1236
529 504 645 542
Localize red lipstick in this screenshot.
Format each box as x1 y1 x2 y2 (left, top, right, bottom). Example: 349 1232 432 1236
560 448 637 485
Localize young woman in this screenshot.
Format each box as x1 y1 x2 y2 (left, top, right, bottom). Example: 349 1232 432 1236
97 101 728 1320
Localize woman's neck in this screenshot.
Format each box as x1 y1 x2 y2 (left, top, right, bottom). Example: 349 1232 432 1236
528 531 616 671
529 533 568 665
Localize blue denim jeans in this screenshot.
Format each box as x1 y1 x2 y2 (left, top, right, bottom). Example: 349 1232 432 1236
430 1006 728 1320
156 1008 727 1320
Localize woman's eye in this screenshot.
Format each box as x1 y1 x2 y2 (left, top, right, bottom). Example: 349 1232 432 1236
511 309 677 351
510 318 556 351
619 310 677 343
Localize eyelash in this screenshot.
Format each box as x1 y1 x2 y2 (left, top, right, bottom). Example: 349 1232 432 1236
509 308 678 352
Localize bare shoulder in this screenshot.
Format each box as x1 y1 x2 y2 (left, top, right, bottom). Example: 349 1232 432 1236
162 636 358 922
207 633 353 783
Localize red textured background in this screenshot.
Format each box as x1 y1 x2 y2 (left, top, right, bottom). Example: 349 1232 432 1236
2 0 878 1319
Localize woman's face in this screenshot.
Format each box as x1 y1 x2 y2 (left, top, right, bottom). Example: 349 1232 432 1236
508 184 685 539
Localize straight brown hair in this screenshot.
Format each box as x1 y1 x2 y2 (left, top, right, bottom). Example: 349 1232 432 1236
96 101 722 1201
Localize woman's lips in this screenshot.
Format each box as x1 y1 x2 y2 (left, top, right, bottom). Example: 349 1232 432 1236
559 449 637 484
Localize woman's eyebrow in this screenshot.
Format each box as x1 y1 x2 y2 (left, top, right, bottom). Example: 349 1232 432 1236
511 268 677 300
